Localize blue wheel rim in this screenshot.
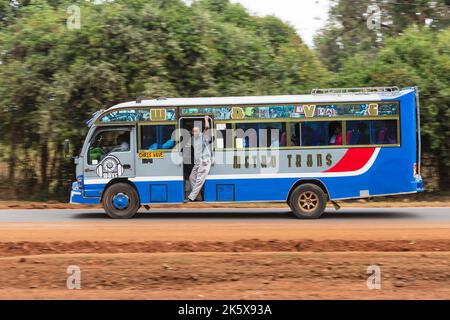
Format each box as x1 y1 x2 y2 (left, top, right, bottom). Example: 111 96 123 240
112 193 129 210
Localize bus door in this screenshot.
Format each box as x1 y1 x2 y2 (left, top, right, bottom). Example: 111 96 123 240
83 126 136 197
179 116 214 200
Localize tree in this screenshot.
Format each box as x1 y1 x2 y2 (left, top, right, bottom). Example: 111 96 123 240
337 26 450 189
315 0 450 71
0 0 329 200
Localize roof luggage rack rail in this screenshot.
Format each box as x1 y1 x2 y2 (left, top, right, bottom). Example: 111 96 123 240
311 86 400 95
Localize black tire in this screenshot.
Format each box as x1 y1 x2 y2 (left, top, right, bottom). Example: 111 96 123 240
289 183 327 219
102 182 140 219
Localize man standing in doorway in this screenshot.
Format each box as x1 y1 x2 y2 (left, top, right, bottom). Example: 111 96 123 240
188 116 212 202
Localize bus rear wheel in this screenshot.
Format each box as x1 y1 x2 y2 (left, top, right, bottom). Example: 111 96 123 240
102 182 140 219
289 184 327 219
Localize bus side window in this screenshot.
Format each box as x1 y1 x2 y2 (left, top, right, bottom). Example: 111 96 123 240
346 120 398 145
289 123 301 146
140 124 176 150
346 121 371 145
300 121 342 146
235 122 286 148
215 123 232 149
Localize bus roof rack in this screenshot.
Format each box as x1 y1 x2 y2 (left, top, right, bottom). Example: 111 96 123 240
311 86 400 95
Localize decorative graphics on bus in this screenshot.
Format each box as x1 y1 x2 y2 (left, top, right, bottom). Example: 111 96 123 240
150 109 167 121
138 151 164 159
231 153 333 169
377 103 398 115
99 108 176 123
97 102 398 124
232 155 278 169
96 155 124 179
324 148 376 173
287 153 333 168
99 109 139 122
231 107 245 120
228 148 378 174
295 105 316 117
179 102 397 120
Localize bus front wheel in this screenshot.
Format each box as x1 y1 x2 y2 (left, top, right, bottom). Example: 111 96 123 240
289 184 327 219
102 182 140 219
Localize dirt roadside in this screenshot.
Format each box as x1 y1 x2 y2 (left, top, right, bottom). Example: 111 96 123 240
1 252 449 300
0 216 449 299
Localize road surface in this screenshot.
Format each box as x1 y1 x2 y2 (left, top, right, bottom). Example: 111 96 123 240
0 207 448 222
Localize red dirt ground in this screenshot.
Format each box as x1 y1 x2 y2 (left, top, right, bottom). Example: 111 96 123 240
0 215 449 299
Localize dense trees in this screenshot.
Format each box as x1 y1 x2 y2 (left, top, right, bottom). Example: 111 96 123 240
0 0 448 199
336 27 450 189
0 0 329 199
315 0 449 71
316 0 449 190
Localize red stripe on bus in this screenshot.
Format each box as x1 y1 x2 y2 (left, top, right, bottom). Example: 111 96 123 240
324 148 376 173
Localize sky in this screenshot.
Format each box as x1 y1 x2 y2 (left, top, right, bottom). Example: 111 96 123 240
184 0 332 47
229 0 331 47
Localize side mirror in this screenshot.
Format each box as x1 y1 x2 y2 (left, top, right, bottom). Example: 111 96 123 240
63 139 70 157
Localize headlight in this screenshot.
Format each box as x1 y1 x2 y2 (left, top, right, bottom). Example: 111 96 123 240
76 175 84 189
72 181 79 191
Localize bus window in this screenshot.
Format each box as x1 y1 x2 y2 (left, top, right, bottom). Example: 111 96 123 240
235 122 286 148
347 121 370 145
347 120 398 145
328 122 343 145
235 123 258 148
379 120 398 144
289 123 301 147
300 121 342 146
140 124 176 150
215 123 233 149
88 130 130 165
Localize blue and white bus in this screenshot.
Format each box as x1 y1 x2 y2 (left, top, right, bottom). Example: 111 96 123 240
69 87 423 219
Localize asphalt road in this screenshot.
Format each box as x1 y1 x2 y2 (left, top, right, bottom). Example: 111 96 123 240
0 207 448 222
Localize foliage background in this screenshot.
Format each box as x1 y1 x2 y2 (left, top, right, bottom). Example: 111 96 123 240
0 0 448 200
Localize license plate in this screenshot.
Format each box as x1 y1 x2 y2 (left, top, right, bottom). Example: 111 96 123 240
138 151 164 159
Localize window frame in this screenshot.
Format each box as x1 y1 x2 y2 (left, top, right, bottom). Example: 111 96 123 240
213 116 400 150
179 101 400 121
345 118 401 147
97 107 178 125
86 127 132 165
137 121 178 153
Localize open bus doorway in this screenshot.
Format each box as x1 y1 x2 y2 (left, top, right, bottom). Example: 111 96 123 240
179 116 214 201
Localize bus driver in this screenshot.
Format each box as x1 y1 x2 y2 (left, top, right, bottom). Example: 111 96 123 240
188 116 212 202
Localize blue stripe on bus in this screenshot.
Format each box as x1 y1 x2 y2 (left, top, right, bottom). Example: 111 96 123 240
78 180 185 205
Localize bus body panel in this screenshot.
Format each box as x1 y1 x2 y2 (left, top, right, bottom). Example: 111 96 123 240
70 88 423 206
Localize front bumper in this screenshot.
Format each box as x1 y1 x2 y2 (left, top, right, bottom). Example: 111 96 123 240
69 181 100 205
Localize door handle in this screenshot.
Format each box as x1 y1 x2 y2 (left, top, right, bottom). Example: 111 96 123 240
123 164 131 170
85 168 95 173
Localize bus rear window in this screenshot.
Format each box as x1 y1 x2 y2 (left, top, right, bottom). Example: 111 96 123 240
140 124 176 150
347 120 398 145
